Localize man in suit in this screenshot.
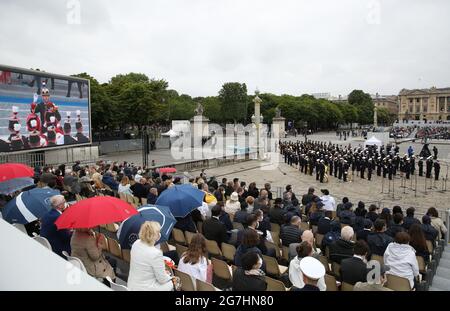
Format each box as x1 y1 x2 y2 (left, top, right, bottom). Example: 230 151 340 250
280 216 303 247
40 195 72 258
340 241 369 285
367 219 393 256
202 205 228 247
329 226 355 264
318 211 332 234
403 207 421 230
268 198 286 225
386 213 405 238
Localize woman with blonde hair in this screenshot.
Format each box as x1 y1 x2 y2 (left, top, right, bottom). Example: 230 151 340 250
177 233 209 282
91 172 105 191
118 176 133 195
128 221 176 291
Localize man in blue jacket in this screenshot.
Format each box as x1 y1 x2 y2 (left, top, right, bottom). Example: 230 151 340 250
40 195 72 258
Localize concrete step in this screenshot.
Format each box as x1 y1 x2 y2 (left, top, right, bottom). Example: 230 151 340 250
442 252 450 260
436 266 450 279
437 258 450 269
430 276 450 291
429 286 445 291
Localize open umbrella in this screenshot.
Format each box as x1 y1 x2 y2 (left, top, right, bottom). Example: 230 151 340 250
55 196 138 229
156 184 205 218
2 187 60 224
0 177 35 195
117 205 176 249
0 163 34 182
159 167 177 174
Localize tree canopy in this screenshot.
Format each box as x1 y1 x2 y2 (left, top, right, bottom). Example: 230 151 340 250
74 72 384 133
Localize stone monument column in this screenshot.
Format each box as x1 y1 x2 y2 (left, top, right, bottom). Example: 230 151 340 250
190 103 209 159
272 107 286 140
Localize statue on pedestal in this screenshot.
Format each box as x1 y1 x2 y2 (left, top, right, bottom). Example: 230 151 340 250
275 107 281 118
194 103 204 116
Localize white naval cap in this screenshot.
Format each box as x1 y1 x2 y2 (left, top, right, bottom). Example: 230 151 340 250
300 257 325 280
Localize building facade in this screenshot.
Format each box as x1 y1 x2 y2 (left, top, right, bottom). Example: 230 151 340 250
398 87 450 121
373 94 399 115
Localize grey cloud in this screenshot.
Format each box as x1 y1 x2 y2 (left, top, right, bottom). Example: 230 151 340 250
1 0 449 97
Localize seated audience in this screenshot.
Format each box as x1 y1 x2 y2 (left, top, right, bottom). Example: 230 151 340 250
289 241 326 291
70 228 115 282
177 233 209 282
384 232 419 289
232 252 267 291
40 195 72 258
329 226 355 264
340 240 369 285
367 219 393 256
128 221 175 291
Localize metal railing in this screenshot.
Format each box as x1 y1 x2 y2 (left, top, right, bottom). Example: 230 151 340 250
0 152 45 167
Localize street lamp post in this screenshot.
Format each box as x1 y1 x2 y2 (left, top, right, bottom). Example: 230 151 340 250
252 94 263 160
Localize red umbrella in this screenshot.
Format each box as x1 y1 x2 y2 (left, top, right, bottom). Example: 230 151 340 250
55 196 138 229
0 163 34 182
159 167 177 174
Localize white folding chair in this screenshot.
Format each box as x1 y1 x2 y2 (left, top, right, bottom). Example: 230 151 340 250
12 223 27 234
62 251 88 273
106 276 129 291
33 235 53 251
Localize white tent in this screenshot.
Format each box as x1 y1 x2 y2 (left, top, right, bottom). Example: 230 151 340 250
161 129 179 138
0 219 111 291
364 136 382 148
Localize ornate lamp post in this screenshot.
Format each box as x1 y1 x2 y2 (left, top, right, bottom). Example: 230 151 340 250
252 92 263 160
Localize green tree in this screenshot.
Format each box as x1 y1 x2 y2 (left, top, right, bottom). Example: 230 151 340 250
218 82 248 124
348 90 374 125
72 73 117 132
376 107 397 126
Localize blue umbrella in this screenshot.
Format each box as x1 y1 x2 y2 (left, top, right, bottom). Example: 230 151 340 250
0 177 35 195
117 205 176 249
2 187 60 224
156 184 205 218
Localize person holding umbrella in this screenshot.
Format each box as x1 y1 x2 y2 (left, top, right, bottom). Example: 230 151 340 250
128 221 177 291
40 195 72 258
70 227 115 284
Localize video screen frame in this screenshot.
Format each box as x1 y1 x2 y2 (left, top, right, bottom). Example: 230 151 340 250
0 64 92 154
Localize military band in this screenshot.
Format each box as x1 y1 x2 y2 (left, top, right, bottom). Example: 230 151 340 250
279 140 443 184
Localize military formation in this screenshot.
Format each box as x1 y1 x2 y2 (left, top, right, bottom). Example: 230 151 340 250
279 140 442 184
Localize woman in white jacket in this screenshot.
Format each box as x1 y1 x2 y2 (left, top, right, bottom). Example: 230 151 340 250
177 233 209 282
128 221 175 291
118 176 133 196
384 232 419 289
289 241 326 291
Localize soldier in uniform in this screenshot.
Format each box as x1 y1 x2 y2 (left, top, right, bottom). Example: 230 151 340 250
376 157 382 176
426 156 433 179
367 158 373 181
434 160 441 181
405 158 411 180
360 157 366 179
418 157 424 177
343 160 349 182
388 160 394 180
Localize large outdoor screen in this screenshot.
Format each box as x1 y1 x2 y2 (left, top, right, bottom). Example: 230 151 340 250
0 66 91 153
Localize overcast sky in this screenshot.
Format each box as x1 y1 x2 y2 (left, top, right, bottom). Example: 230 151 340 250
1 0 449 97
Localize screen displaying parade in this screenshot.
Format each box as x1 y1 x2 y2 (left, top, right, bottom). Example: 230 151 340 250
0 68 90 152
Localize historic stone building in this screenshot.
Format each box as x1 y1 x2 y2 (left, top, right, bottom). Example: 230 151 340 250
373 94 399 115
398 87 450 121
